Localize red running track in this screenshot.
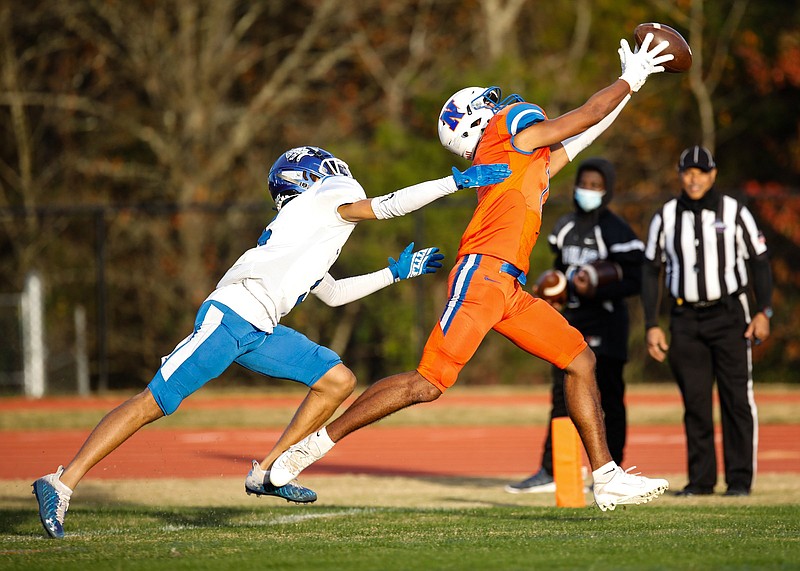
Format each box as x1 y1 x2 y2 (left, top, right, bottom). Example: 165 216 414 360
3 423 799 481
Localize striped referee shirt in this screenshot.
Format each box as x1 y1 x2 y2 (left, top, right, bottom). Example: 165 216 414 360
642 189 772 327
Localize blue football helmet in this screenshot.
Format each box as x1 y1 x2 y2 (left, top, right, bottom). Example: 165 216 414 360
268 146 353 211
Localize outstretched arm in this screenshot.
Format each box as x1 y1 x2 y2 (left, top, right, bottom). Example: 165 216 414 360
517 33 673 176
549 91 631 174
312 243 444 307
338 163 511 222
516 80 632 159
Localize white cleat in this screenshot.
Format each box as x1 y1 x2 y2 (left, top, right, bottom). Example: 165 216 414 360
593 466 669 512
269 433 330 487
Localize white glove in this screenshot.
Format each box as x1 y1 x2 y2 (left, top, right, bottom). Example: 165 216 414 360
618 32 674 92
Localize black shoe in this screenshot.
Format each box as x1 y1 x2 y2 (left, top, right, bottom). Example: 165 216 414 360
504 468 556 494
724 488 750 497
673 486 714 497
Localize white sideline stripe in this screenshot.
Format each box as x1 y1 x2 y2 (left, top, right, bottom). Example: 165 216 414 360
156 509 373 533
163 524 198 531
267 509 369 525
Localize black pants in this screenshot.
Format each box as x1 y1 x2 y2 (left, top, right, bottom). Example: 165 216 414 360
668 296 758 492
541 355 627 474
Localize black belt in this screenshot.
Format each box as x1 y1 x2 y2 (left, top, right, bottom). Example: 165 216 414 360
676 298 723 310
500 262 527 285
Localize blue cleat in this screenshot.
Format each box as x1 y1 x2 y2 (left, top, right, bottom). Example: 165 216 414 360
244 460 317 504
32 466 72 539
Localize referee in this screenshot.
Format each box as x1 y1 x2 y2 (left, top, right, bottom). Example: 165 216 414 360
641 145 773 497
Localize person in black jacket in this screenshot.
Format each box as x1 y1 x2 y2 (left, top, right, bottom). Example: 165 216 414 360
641 145 772 497
506 157 644 494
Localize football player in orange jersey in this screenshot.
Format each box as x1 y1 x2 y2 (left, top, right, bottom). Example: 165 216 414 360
270 34 674 511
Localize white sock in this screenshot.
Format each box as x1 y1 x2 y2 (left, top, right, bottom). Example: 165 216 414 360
52 473 73 497
592 461 619 484
309 427 336 455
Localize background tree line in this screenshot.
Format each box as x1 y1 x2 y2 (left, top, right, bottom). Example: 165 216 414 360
1 0 798 393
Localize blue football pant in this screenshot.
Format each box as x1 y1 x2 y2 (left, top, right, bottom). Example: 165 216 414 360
147 301 342 415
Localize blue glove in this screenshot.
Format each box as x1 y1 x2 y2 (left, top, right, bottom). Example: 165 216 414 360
388 242 445 282
451 164 512 189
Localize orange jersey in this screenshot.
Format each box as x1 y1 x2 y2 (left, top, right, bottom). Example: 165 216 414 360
457 102 551 274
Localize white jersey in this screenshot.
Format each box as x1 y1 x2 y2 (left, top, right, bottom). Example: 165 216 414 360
208 175 365 332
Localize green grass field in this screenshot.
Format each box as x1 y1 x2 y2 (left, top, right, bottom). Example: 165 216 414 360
3 502 799 570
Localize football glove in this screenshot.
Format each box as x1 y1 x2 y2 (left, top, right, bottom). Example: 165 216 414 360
618 32 674 92
388 242 444 282
451 163 512 189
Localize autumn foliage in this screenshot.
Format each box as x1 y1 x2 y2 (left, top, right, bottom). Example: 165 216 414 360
1 1 798 389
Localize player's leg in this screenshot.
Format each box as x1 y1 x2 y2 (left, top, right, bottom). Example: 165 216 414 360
322 253 507 443
561 346 613 469
561 347 668 509
269 254 505 487
33 301 247 537
494 291 667 510
327 369 441 442
236 325 352 502
235 325 354 470
269 369 442 489
60 302 245 488
59 390 164 490
31 388 164 539
492 297 609 469
260 364 355 468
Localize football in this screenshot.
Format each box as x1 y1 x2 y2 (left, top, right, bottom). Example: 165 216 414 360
574 260 623 298
533 269 568 306
634 22 692 73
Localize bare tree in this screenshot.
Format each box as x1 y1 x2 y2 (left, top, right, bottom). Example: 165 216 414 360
56 0 359 299
350 0 439 123
649 0 749 151
478 0 528 61
0 3 52 276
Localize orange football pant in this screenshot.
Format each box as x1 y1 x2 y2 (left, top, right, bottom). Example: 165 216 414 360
417 254 587 392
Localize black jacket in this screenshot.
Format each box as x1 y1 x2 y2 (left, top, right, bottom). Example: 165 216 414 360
547 158 644 361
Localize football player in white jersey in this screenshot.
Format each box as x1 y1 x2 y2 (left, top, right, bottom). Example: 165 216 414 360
31 145 511 539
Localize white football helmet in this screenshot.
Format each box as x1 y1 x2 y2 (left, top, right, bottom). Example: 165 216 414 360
438 87 498 160
438 86 523 160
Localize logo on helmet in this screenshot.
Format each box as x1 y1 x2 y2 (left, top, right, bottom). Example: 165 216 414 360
440 101 465 131
285 147 317 163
